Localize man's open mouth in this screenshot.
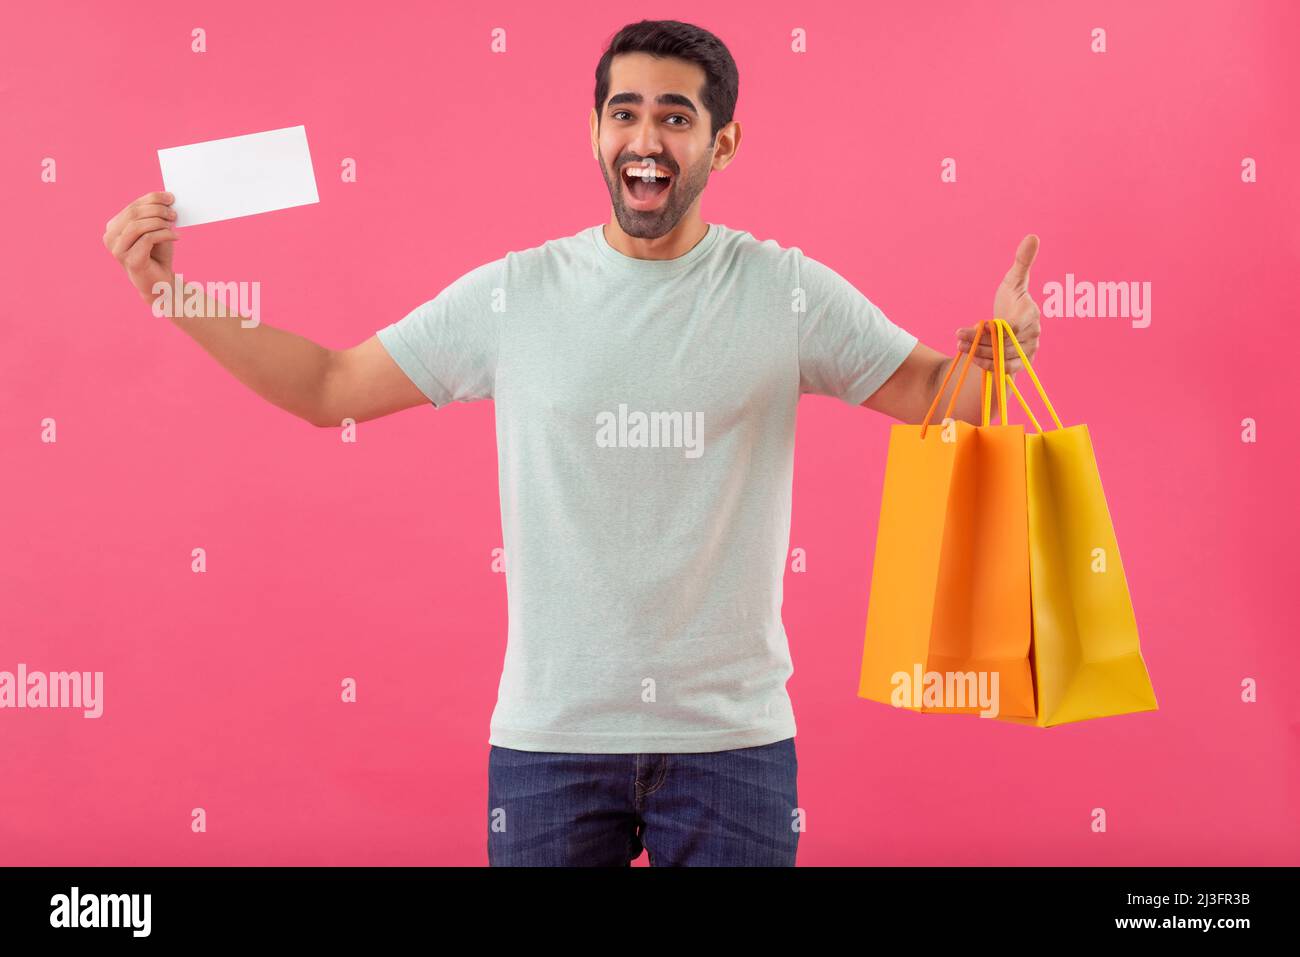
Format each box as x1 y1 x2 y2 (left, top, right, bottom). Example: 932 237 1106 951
622 163 673 202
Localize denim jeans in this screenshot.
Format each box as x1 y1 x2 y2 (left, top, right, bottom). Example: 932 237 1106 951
487 737 800 866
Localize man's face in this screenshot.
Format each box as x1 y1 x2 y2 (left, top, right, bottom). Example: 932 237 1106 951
591 52 719 239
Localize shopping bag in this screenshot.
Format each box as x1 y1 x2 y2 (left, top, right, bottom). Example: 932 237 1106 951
986 318 1159 726
858 319 1037 718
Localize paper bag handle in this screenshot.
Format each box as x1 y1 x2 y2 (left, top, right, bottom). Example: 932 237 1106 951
919 318 1063 438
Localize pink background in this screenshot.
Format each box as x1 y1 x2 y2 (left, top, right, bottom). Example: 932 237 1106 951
1 0 1296 866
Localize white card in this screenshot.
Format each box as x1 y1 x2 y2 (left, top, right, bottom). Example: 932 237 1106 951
157 125 320 227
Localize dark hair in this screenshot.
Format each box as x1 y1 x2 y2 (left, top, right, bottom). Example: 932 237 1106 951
594 20 739 145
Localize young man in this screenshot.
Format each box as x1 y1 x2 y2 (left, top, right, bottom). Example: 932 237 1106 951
103 19 1042 866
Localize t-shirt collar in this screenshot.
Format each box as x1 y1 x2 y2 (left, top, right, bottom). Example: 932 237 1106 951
592 222 721 272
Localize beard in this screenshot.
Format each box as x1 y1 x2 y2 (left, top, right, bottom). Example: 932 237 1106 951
601 149 711 239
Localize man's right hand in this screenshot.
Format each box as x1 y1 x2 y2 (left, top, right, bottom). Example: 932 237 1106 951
103 191 180 301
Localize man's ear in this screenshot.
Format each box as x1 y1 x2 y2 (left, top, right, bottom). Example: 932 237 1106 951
712 120 741 172
588 108 599 161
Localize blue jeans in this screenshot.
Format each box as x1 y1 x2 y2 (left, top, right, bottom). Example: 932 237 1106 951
487 737 800 866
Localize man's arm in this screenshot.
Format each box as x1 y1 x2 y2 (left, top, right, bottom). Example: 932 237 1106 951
862 235 1044 425
862 340 1001 426
147 280 426 428
318 335 430 426
103 191 427 427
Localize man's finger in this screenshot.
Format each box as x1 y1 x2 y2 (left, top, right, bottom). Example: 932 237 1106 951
965 357 1029 372
956 323 1019 348
955 321 1016 339
959 337 1038 360
969 357 1025 375
957 317 1032 338
1001 233 1040 290
132 191 174 208
106 194 175 241
123 227 179 269
112 219 177 260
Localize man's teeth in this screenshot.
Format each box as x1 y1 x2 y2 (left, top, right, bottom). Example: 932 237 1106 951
625 167 671 181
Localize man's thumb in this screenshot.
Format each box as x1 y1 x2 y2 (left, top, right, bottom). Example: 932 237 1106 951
1003 233 1040 289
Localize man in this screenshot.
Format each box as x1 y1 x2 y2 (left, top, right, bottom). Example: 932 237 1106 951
103 19 1042 866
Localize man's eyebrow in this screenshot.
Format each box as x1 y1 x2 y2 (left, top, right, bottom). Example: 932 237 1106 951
606 92 699 116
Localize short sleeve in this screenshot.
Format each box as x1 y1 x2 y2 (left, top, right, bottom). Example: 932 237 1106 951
796 249 918 406
375 256 506 408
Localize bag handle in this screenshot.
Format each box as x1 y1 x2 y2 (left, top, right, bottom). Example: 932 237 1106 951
919 318 1063 438
992 318 1063 432
919 319 1000 437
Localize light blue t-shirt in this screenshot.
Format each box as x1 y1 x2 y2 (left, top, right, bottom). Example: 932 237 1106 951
376 222 918 753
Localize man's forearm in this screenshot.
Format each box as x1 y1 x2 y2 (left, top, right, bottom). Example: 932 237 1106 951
156 271 332 426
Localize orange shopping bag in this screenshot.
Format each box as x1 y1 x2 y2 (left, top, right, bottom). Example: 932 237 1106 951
858 320 1036 718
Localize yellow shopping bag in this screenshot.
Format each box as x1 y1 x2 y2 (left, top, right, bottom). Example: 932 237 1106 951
985 318 1159 726
858 320 1037 718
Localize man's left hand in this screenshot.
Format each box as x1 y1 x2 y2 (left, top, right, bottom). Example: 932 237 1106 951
955 234 1042 374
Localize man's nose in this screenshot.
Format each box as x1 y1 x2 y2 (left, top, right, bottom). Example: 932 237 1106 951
627 118 665 157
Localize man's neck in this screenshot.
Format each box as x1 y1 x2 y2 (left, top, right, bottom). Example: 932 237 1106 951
603 215 709 261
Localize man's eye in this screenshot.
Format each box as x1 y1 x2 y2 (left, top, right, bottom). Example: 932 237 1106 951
611 110 689 127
